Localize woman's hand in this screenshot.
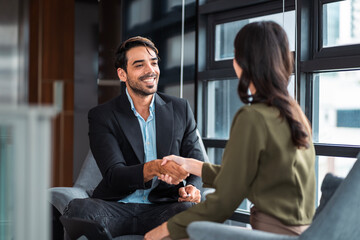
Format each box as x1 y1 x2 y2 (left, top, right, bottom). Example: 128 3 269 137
159 155 189 185
144 222 170 240
162 155 187 170
160 155 204 180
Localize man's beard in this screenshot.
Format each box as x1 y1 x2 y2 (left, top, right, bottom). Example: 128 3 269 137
127 73 158 96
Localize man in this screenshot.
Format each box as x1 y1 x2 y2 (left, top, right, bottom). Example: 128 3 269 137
63 36 204 237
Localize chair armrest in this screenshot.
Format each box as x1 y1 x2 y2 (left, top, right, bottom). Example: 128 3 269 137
187 221 298 240
201 188 215 202
49 187 90 214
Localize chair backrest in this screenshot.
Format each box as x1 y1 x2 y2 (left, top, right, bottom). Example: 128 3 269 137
312 173 344 220
300 152 360 240
74 150 102 195
196 129 210 163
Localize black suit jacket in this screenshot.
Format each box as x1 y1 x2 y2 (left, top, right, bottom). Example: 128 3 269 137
88 91 204 202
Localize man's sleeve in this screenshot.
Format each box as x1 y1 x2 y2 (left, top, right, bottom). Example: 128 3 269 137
88 107 151 197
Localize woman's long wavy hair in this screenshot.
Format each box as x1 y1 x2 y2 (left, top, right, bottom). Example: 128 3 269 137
234 21 311 148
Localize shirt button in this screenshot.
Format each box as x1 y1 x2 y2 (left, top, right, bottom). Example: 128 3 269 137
147 142 150 145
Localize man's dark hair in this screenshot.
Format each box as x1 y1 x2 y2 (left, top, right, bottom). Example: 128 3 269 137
114 36 159 72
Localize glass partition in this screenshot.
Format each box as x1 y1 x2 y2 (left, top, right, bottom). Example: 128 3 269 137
0 106 57 240
0 126 14 239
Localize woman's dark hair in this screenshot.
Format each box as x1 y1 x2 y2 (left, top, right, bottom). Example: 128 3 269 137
234 21 310 148
114 36 159 72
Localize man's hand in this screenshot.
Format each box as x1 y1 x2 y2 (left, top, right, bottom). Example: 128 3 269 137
160 155 204 178
159 160 189 185
144 160 189 184
158 155 188 185
178 185 201 203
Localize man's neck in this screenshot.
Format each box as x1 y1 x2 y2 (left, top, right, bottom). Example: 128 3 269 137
128 90 154 120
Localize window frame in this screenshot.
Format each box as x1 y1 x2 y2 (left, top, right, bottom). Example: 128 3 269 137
298 0 360 157
207 1 296 70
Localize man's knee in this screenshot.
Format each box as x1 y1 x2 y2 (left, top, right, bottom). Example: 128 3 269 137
162 201 195 217
173 202 195 212
63 198 100 219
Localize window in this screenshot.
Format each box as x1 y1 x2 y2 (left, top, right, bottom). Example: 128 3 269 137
323 0 360 47
313 71 360 145
206 79 243 139
207 147 224 165
215 11 295 61
317 156 357 202
304 0 360 207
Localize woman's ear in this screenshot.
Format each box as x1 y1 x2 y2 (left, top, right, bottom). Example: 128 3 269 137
117 68 127 82
249 81 256 95
233 59 243 79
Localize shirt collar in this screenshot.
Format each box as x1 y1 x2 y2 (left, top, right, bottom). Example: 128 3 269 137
125 88 155 116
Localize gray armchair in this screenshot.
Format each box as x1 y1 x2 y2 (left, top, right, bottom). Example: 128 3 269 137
187 153 360 240
49 150 102 215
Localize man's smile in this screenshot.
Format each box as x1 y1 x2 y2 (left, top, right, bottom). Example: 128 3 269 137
139 74 158 84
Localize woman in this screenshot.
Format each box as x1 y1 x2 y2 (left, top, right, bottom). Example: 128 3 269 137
145 21 316 240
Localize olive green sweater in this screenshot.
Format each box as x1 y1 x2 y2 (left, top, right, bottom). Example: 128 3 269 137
167 103 316 239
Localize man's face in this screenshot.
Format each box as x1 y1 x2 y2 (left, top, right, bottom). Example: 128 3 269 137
118 46 160 97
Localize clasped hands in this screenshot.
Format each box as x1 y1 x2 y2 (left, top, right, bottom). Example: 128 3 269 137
157 155 188 185
158 155 189 184
145 155 200 203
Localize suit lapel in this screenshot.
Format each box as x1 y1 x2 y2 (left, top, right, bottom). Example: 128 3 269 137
113 94 144 163
155 94 173 158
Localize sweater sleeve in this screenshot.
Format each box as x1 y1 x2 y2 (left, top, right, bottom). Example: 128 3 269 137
201 163 221 188
167 107 267 239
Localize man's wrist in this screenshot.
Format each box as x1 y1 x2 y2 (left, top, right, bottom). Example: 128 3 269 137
144 160 161 182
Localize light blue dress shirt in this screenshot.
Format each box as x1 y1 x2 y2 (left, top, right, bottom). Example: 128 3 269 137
119 89 158 204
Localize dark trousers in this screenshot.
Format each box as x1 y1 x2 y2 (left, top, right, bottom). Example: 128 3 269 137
63 198 194 237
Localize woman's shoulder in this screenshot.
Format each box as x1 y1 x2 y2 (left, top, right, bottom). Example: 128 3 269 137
232 103 264 125
236 103 276 118
232 103 280 130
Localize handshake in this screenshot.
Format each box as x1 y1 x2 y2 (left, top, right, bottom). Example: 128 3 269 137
144 155 190 185
158 155 190 185
144 155 201 203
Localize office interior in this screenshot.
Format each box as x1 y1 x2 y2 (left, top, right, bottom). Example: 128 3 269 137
0 0 360 239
